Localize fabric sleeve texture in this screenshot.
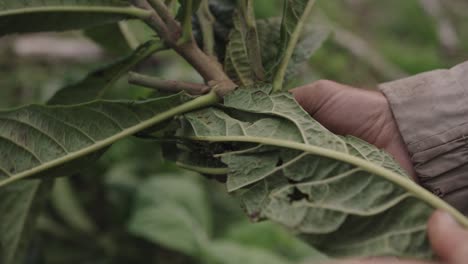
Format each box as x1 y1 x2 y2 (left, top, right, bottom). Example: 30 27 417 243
379 61 468 215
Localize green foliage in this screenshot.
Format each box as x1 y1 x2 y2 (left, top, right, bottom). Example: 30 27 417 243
0 0 150 37
257 18 329 83
0 92 199 187
224 12 257 86
273 0 317 91
174 86 437 258
49 40 165 105
0 0 467 263
128 171 323 264
128 174 212 256
84 23 133 56
0 180 51 264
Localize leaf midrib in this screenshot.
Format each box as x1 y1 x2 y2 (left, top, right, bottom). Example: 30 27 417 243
0 92 218 187
185 135 468 227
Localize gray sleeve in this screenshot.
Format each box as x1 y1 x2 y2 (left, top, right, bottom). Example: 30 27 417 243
379 61 468 215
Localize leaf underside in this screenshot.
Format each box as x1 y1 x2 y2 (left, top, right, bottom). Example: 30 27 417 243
172 86 434 259
224 11 256 86
0 93 190 187
0 0 143 37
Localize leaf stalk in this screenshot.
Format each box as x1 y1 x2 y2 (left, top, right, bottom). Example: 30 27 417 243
129 72 210 94
0 92 219 188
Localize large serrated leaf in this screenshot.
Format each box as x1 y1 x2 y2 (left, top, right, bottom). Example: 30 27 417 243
0 91 217 188
173 87 468 259
48 39 164 105
0 0 150 37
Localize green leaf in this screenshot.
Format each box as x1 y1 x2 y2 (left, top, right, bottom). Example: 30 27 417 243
273 0 317 92
128 174 211 256
119 19 158 49
0 91 218 187
0 37 162 261
224 2 264 86
0 0 151 37
48 40 165 105
224 12 256 86
258 18 329 83
224 221 327 261
173 87 468 259
0 180 51 264
84 23 133 55
51 178 97 234
0 30 163 264
205 241 292 264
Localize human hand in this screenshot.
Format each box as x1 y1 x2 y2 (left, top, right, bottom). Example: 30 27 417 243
324 210 468 264
293 80 468 263
291 80 415 178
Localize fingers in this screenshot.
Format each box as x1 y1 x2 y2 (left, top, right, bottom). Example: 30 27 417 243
428 210 468 263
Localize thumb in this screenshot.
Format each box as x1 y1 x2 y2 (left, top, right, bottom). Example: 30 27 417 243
427 210 468 263
291 80 340 116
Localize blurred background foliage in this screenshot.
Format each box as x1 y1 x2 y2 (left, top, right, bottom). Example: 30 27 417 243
1 0 466 263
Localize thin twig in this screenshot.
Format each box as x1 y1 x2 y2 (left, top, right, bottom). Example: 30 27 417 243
147 0 181 33
129 72 210 94
132 0 174 41
132 0 237 97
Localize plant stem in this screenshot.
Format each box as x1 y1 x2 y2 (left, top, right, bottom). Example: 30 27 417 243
187 135 468 228
129 72 210 94
197 0 216 56
177 0 194 45
0 92 219 187
132 0 237 97
147 0 180 32
272 0 317 93
132 0 173 40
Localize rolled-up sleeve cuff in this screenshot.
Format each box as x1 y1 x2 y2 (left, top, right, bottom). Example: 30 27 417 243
379 61 468 214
